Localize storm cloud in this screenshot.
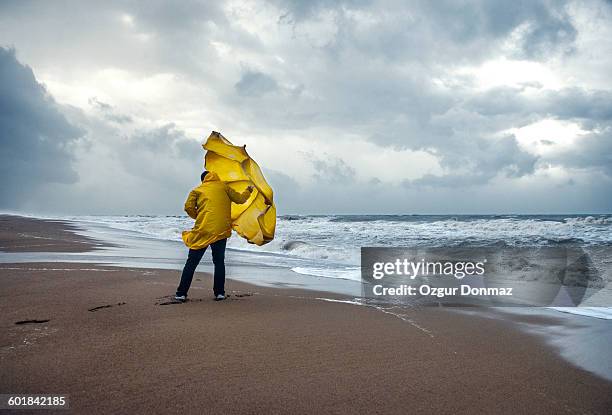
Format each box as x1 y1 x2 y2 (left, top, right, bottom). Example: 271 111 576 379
0 48 82 208
0 0 611 214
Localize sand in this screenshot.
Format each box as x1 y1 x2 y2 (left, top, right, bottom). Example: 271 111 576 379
0 214 101 252
1 215 611 414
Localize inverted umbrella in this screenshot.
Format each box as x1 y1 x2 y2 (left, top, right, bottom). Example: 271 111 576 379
203 131 276 245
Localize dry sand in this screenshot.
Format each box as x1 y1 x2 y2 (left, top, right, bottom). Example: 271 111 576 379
1 215 611 414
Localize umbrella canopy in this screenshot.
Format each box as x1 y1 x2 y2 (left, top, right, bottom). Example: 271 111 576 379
203 131 276 245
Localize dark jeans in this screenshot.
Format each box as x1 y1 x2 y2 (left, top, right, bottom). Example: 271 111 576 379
176 238 227 297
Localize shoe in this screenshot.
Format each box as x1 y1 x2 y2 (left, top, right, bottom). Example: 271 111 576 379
214 294 226 301
174 295 187 302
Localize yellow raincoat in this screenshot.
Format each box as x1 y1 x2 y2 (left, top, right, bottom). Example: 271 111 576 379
181 171 253 249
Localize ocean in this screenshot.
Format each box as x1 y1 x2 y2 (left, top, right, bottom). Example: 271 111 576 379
57 213 612 278
7 213 612 320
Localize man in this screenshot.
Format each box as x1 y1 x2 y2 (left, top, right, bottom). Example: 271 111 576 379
175 171 253 302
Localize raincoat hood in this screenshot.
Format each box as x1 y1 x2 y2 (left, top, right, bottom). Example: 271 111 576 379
203 171 220 182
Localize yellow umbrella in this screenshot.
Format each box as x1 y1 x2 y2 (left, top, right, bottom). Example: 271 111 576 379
203 131 276 245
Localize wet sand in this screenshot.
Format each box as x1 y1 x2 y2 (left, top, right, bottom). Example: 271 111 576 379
0 214 101 252
1 215 611 414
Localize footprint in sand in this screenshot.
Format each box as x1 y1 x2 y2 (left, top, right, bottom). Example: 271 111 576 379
155 295 186 305
15 319 50 325
157 298 208 305
88 302 126 312
156 294 243 305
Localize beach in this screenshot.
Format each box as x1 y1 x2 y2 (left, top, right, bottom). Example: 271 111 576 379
1 215 612 414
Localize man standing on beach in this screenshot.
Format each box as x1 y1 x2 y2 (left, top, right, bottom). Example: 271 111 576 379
175 171 253 302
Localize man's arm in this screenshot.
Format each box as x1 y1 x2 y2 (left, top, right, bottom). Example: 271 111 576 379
227 185 253 204
184 190 199 219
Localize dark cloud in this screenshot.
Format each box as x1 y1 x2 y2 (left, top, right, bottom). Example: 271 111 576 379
265 169 304 212
464 86 612 122
543 88 612 121
42 107 205 214
88 97 132 124
519 8 577 58
309 154 356 184
127 0 225 32
235 70 279 97
476 0 577 58
275 0 577 62
415 0 577 60
116 123 202 189
404 135 539 187
0 48 204 214
273 0 372 22
363 83 612 186
0 47 83 208
552 129 612 177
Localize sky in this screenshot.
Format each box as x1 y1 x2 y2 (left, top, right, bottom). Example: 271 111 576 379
1 0 611 215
